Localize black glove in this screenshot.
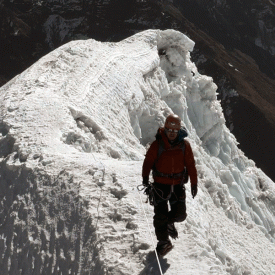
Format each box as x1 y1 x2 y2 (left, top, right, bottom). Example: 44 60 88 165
142 176 150 195
191 185 197 199
143 176 149 187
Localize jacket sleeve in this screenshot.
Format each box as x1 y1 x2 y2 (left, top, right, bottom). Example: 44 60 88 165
184 140 198 187
142 141 158 178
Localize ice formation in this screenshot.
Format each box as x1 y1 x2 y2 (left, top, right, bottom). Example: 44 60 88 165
1 29 275 274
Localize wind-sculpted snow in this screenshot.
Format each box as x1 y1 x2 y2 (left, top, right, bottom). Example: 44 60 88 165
1 29 275 274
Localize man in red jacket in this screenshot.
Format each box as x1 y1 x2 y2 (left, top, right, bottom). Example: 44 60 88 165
142 114 198 257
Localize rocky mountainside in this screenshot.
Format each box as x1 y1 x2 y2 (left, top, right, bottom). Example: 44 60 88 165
1 0 275 181
167 0 275 181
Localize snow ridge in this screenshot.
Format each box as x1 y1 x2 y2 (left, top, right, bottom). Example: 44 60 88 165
1 29 275 274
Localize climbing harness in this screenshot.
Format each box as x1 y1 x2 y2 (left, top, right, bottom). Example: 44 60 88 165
153 170 185 179
137 178 186 207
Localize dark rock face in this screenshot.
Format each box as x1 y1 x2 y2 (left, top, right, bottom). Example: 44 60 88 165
0 0 180 85
173 0 275 180
1 0 275 180
174 0 275 78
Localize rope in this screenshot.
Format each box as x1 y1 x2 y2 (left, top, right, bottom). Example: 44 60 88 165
137 191 164 275
91 153 162 272
90 153 137 275
95 185 103 231
91 152 105 231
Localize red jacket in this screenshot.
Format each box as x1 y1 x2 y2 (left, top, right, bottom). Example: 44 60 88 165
142 128 198 186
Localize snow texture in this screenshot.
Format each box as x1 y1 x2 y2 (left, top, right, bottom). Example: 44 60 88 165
1 29 275 274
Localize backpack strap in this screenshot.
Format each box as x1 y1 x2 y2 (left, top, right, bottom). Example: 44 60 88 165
180 140 185 156
152 139 164 172
157 139 166 160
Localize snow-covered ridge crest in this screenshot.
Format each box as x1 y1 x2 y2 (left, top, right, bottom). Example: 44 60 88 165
1 29 275 274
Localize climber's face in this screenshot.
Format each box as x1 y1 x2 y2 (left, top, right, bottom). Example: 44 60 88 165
165 127 178 141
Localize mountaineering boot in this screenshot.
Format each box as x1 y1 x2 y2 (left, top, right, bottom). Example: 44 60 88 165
156 240 173 257
167 223 178 239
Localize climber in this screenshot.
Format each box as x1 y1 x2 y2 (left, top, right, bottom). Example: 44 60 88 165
142 114 198 257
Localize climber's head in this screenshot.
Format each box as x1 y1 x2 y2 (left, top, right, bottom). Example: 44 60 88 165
164 114 181 141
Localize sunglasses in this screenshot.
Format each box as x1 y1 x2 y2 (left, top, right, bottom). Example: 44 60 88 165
165 127 179 133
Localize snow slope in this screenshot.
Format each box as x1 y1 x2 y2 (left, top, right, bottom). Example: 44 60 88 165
1 29 275 274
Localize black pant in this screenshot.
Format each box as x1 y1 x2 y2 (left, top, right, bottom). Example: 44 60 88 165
153 182 187 242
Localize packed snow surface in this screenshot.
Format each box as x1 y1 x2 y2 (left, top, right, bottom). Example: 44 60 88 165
1 29 275 274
